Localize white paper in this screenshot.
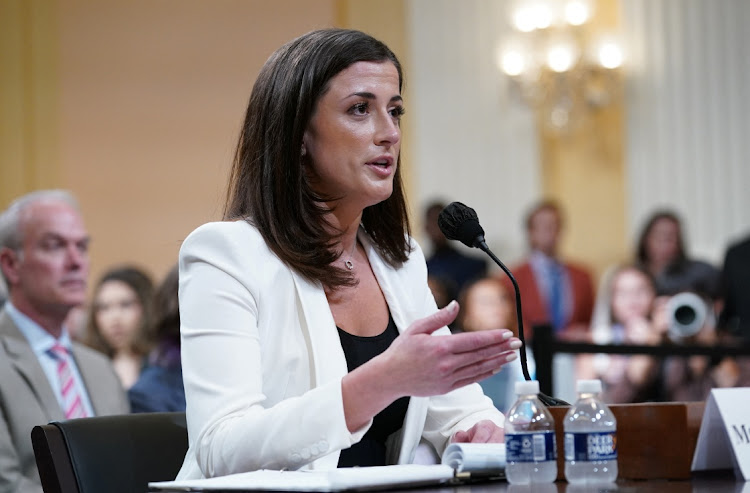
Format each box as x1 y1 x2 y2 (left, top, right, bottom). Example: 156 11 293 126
440 442 506 472
150 443 507 491
691 387 750 480
149 464 455 492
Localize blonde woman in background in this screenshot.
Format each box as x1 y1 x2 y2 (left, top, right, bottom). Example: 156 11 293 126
579 265 664 403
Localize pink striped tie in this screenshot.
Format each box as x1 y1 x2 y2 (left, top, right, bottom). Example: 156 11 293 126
50 343 88 419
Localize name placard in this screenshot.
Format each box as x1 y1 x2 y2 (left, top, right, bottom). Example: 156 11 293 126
691 388 750 480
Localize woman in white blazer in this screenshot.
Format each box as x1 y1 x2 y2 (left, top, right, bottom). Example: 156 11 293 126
176 28 522 480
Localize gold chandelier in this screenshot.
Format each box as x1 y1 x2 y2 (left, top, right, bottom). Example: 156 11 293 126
499 0 624 133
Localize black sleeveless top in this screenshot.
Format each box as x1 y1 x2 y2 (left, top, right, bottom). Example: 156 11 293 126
336 313 410 467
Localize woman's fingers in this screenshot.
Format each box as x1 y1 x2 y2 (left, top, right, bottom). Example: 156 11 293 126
451 420 505 443
406 300 460 336
451 350 518 384
447 328 517 354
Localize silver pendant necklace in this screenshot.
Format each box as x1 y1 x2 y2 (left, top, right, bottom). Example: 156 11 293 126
343 240 357 270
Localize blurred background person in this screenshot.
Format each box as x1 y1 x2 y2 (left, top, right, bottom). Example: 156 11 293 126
427 274 451 310
661 320 748 402
63 304 87 342
423 200 487 303
504 200 595 340
457 277 530 413
719 233 750 340
84 265 155 390
0 190 129 492
636 210 721 300
129 264 184 413
579 265 664 404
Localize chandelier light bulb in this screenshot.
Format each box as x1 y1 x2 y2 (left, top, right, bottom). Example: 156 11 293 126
598 42 623 69
564 1 590 26
501 50 526 76
547 45 575 72
513 7 537 32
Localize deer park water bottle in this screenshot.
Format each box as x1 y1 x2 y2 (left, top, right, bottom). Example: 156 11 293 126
564 379 618 484
504 380 557 484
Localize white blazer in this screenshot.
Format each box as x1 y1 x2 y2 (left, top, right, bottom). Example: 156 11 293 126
175 220 503 479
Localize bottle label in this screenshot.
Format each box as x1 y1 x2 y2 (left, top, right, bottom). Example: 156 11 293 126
564 432 618 462
505 431 557 462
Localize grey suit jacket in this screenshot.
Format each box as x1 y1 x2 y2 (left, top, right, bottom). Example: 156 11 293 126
0 310 130 493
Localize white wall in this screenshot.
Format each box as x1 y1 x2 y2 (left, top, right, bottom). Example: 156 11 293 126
623 0 750 263
407 0 542 265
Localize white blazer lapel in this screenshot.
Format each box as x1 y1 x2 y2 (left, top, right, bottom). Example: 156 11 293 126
288 270 348 389
289 270 349 469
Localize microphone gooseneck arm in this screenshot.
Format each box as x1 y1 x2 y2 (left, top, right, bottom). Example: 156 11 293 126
474 238 531 381
475 237 569 407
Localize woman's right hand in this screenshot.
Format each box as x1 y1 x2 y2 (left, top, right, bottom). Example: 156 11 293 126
341 300 520 432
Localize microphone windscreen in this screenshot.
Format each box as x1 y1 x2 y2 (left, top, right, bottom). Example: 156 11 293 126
437 202 485 248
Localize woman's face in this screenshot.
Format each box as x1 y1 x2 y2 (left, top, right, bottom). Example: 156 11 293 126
462 280 513 332
93 280 143 351
303 61 402 212
610 269 655 325
645 217 680 267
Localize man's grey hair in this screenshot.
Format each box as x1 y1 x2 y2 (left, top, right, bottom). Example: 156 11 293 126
0 189 81 252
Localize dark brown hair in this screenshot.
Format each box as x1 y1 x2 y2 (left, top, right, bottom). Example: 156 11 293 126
224 29 411 290
152 264 180 342
635 210 687 267
85 266 154 358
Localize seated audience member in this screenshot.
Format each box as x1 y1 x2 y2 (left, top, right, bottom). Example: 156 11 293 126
84 266 155 390
458 277 531 413
579 265 663 404
662 327 748 402
129 265 185 413
636 210 721 299
427 275 452 310
719 233 750 339
63 304 87 342
503 200 595 339
424 200 487 302
175 29 521 479
0 190 129 493
662 239 750 400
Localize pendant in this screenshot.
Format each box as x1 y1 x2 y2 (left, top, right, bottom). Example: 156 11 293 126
344 260 354 270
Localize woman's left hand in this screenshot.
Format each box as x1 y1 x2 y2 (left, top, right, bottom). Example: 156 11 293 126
451 420 504 443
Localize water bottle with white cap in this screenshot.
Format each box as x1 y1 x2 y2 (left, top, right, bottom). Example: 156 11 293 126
504 380 557 484
564 379 618 484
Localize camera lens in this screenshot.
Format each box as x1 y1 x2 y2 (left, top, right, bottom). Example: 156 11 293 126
674 305 696 326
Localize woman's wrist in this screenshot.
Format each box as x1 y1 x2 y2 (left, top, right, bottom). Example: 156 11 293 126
341 354 402 432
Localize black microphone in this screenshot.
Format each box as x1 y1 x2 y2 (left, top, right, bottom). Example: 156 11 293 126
438 202 569 407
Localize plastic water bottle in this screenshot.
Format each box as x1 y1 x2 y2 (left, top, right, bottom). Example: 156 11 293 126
504 380 557 484
564 379 618 484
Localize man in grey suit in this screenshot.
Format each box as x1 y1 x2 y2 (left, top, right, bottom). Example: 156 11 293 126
0 190 130 493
